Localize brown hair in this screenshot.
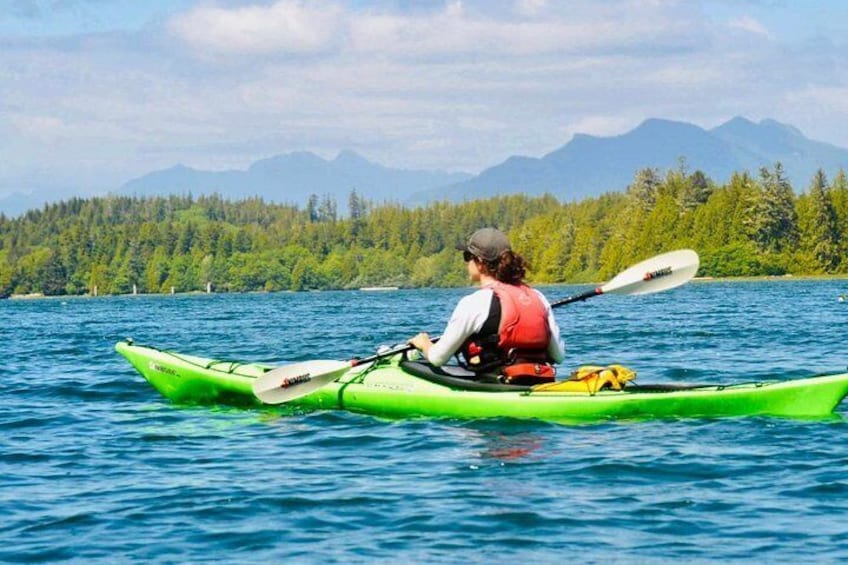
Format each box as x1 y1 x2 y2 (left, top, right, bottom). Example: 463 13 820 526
478 250 529 285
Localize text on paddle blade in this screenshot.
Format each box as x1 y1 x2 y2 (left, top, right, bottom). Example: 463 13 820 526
643 266 672 281
279 373 312 389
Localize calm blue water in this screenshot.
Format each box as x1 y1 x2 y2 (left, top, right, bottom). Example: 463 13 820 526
2 280 848 563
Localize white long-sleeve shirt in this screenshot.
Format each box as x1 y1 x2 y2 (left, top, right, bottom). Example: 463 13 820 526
426 287 566 367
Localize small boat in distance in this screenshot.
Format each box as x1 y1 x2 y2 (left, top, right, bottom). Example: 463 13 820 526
359 286 400 291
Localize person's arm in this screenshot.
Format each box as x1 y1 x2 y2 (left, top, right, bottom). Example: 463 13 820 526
535 289 566 363
411 290 493 367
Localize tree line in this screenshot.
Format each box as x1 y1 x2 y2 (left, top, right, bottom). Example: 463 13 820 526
1 162 847 297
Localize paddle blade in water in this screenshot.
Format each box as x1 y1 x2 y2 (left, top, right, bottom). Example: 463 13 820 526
253 359 350 404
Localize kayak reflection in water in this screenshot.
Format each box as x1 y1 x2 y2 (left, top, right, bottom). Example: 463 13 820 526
408 227 566 385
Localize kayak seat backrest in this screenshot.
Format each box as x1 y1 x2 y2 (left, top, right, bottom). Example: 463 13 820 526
399 361 533 392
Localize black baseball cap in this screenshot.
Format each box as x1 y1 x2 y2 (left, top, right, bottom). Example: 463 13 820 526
456 227 511 261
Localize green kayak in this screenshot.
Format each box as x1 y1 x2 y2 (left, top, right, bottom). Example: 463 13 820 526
115 340 848 422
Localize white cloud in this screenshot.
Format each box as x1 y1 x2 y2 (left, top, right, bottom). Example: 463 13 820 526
347 3 701 58
788 86 848 112
646 61 736 89
167 0 702 59
169 1 343 55
2 0 848 199
513 0 548 18
727 16 771 38
562 116 639 140
9 114 66 141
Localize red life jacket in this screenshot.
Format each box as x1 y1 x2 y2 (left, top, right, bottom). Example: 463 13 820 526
492 281 550 351
460 282 551 372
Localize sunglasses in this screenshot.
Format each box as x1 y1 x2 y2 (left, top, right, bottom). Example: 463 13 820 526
463 251 476 262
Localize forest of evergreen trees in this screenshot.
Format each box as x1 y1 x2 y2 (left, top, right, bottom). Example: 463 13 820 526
1 162 847 298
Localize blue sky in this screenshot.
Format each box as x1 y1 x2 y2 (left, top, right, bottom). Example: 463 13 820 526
1 0 847 201
0 1 191 35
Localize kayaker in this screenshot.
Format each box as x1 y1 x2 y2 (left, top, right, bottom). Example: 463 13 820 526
409 227 565 383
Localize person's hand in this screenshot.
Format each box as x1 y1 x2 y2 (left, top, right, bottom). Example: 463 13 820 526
408 332 432 352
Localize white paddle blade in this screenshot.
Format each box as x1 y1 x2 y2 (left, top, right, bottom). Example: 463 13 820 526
253 360 351 405
602 249 699 296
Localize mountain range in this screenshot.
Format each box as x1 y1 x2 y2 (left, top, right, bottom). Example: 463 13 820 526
416 117 848 203
119 149 472 207
2 116 847 217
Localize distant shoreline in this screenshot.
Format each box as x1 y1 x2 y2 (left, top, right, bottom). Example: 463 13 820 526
692 274 848 283
5 274 848 301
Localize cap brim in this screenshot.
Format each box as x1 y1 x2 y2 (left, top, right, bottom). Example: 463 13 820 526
455 243 468 252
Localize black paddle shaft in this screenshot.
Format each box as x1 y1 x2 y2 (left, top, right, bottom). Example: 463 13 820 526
550 287 602 308
351 337 442 367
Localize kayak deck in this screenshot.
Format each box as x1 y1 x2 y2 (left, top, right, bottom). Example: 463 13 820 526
114 341 848 422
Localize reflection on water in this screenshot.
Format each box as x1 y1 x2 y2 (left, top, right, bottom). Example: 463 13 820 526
477 430 546 462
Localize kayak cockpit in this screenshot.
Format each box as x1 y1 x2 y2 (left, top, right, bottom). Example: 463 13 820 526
398 360 533 392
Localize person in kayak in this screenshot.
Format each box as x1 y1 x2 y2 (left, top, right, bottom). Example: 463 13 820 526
409 227 565 384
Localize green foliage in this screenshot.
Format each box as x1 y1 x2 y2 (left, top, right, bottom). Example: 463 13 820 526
0 252 16 296
2 168 848 297
795 170 840 273
700 243 787 277
744 164 798 252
